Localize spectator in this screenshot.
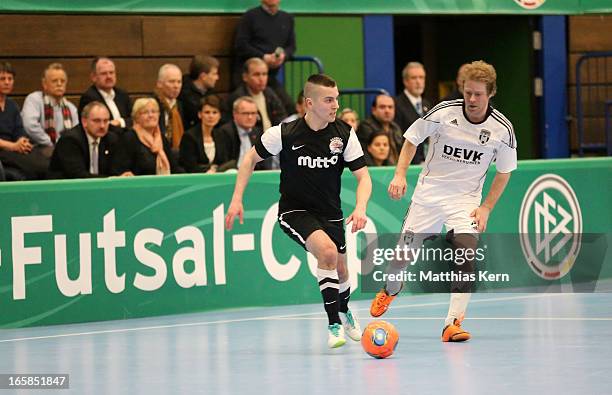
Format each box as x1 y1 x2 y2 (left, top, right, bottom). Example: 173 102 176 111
364 130 392 167
0 62 49 180
282 90 305 124
356 94 402 163
48 101 127 179
339 108 359 131
21 63 79 156
180 95 233 173
112 98 181 176
234 0 296 115
179 55 220 129
441 63 470 102
155 64 185 150
394 61 431 164
226 58 287 133
219 96 271 170
79 57 132 134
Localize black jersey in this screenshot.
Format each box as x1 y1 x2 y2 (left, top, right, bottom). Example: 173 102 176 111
254 117 366 218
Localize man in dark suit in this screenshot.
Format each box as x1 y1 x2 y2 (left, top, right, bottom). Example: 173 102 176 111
78 57 132 134
179 55 220 129
357 94 404 164
48 101 130 179
225 58 287 133
219 96 271 170
394 62 431 164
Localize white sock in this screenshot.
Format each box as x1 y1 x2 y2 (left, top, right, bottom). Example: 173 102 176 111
445 293 472 326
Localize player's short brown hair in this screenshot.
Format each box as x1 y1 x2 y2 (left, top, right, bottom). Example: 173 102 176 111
304 74 336 99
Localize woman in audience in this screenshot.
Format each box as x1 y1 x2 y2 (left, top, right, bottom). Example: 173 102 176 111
339 108 359 131
365 130 393 167
112 98 180 175
179 95 233 173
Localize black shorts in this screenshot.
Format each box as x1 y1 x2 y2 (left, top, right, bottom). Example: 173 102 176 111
277 209 346 253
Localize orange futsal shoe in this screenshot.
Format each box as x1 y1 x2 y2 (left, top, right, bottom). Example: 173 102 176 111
441 316 471 342
370 288 397 317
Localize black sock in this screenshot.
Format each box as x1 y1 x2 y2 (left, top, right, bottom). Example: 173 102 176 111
317 268 340 325
338 280 350 313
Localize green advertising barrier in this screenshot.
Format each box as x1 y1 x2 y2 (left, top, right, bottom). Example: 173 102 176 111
0 0 610 14
0 157 610 328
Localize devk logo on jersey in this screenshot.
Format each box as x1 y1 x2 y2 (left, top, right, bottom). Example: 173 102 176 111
442 144 484 164
298 155 339 168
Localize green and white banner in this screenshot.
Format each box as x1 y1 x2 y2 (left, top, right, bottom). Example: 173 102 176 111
0 0 609 14
0 158 610 328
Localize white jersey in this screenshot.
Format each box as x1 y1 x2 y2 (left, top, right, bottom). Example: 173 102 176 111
405 99 517 207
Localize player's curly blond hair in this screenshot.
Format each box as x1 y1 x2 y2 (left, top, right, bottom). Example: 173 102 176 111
462 60 497 96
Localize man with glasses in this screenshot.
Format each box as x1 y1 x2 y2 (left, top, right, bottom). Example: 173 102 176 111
219 96 272 170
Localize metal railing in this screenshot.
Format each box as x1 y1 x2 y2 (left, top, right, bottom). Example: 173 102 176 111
278 57 390 120
280 55 325 101
575 51 612 156
605 100 612 156
339 88 390 118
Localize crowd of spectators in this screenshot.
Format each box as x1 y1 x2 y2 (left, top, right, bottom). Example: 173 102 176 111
0 0 443 181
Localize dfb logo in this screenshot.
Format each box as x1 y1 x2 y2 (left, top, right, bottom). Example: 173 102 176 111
519 174 582 280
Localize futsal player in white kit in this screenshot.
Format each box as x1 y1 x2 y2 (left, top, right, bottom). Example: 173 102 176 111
370 60 517 342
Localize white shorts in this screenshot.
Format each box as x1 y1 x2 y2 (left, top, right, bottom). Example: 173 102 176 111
399 202 479 248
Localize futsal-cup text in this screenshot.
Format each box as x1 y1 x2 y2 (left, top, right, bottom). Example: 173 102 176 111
6 204 370 301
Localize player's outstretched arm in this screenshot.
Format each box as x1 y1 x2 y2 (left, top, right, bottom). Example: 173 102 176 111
388 139 417 200
225 147 264 230
471 171 511 232
346 166 372 233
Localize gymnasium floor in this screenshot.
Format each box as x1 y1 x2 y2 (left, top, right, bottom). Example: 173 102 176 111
1 292 611 395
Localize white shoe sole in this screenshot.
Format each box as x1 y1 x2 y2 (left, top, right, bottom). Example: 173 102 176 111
329 338 346 348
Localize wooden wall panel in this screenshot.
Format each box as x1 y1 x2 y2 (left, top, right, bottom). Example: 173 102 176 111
569 15 612 52
0 15 142 57
0 13 237 104
567 15 612 153
142 16 239 56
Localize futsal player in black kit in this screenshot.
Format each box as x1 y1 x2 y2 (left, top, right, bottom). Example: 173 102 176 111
225 74 372 348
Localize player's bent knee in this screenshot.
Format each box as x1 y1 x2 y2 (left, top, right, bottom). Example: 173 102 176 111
318 244 338 266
